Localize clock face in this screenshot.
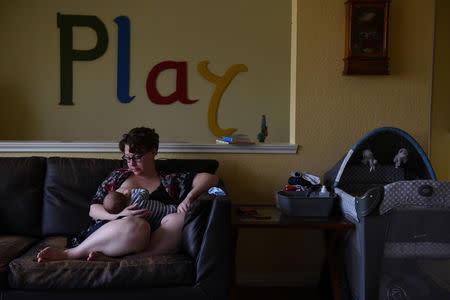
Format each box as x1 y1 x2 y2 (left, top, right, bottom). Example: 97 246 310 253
351 7 384 54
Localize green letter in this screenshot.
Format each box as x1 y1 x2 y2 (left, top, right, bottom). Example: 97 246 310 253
57 13 108 105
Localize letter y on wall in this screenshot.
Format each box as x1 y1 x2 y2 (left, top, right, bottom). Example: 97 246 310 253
197 61 248 138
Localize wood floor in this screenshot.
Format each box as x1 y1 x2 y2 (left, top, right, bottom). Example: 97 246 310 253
235 286 321 300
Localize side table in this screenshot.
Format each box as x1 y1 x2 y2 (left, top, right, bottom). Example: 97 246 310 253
231 205 355 300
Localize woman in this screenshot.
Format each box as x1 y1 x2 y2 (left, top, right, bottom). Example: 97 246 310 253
37 127 219 262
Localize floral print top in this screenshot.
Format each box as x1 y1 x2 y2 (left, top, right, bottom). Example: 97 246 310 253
91 167 196 206
67 168 196 248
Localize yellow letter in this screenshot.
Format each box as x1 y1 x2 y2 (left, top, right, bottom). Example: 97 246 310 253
197 61 248 138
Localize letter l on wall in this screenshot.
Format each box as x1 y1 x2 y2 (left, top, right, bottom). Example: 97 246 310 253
114 16 135 103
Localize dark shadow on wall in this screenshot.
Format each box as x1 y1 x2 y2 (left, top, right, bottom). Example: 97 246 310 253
0 83 39 140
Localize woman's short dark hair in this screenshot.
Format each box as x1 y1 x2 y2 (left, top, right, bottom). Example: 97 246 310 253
119 127 159 154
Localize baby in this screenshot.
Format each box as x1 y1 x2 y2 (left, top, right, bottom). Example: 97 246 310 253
103 191 129 215
103 189 177 231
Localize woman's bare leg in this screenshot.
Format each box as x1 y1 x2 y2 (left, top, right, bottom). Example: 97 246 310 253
37 217 150 262
77 213 185 262
87 251 117 262
130 212 185 258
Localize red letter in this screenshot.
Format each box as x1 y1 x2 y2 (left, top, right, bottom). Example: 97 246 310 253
146 61 198 104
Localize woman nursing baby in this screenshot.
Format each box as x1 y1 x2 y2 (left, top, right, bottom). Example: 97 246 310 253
36 126 218 262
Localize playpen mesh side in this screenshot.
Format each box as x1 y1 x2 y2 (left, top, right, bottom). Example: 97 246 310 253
378 181 450 300
379 180 450 215
379 209 450 300
338 164 405 196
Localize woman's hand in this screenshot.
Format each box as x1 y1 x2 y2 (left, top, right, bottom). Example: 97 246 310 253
177 198 191 213
176 173 219 213
119 203 152 219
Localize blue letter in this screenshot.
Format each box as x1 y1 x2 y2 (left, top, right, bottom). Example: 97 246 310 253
114 16 134 103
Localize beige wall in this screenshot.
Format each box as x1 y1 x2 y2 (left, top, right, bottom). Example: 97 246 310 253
1 0 443 286
179 0 438 285
0 0 290 143
431 0 450 181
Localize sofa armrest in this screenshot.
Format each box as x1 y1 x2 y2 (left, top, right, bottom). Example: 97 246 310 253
182 193 215 258
181 193 231 299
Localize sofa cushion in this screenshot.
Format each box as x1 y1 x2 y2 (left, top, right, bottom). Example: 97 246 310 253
0 157 46 236
0 235 38 289
8 236 195 289
42 157 122 236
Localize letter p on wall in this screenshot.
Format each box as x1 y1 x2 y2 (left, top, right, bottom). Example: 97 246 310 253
57 13 108 105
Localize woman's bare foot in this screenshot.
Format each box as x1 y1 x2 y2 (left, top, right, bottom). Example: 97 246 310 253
36 247 69 262
87 251 117 262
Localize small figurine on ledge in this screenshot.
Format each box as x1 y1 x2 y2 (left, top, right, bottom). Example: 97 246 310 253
257 115 268 143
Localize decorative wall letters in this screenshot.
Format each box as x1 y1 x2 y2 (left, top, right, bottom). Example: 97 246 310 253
114 16 135 103
57 13 108 105
57 13 247 137
146 61 198 105
197 61 248 138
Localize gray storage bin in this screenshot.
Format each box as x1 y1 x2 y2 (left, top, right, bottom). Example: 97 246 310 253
277 190 336 217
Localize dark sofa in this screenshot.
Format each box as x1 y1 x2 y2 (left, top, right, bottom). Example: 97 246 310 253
0 156 231 300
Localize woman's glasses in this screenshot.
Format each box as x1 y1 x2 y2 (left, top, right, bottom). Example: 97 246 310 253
122 153 146 163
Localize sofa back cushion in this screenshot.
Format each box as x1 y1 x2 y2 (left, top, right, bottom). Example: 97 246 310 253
42 157 122 236
42 157 219 236
0 157 46 236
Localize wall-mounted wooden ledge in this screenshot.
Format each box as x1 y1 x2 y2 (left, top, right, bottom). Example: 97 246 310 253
0 142 298 154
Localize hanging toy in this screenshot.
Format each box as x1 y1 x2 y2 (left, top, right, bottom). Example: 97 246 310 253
393 148 408 168
361 149 377 172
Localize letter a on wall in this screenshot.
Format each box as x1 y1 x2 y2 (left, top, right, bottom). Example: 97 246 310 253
58 13 108 105
146 61 198 104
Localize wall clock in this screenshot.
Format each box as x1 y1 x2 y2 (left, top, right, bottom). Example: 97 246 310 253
343 0 391 75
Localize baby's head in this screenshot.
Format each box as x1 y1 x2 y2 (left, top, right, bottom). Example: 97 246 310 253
104 191 129 214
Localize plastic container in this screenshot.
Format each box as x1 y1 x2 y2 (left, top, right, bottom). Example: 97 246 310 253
276 190 336 217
